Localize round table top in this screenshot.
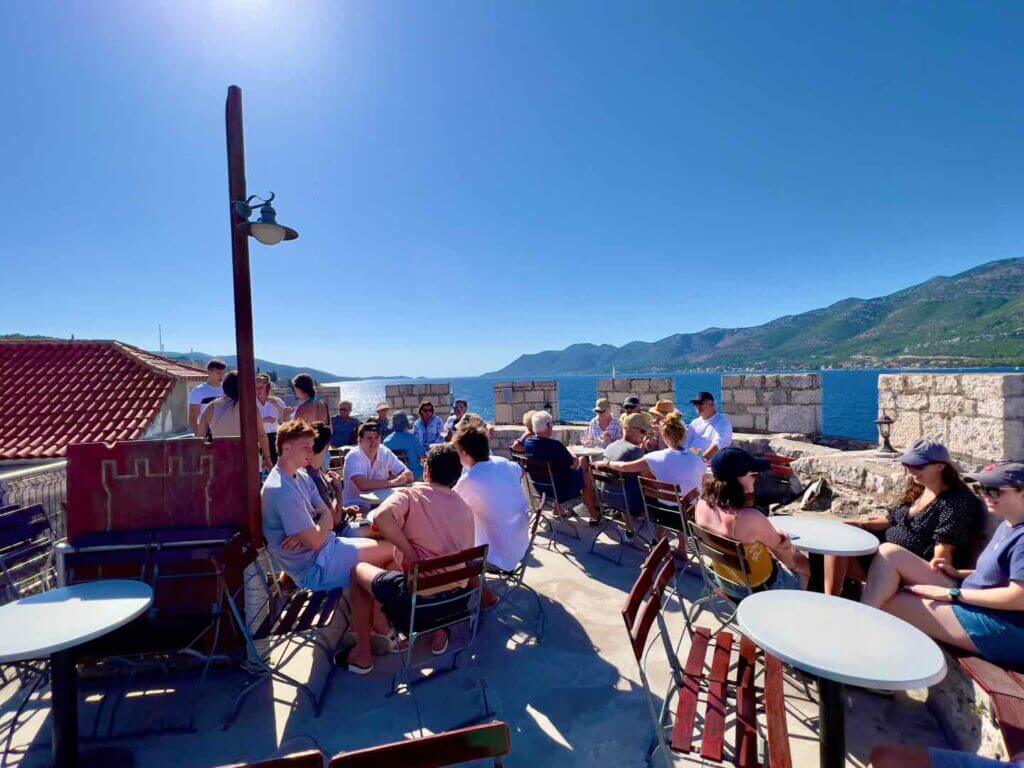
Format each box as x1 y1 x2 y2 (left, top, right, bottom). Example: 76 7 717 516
736 590 947 690
770 516 880 556
0 580 154 663
360 487 400 507
570 445 606 457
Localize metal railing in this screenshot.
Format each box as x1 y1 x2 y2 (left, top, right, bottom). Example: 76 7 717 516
0 460 68 538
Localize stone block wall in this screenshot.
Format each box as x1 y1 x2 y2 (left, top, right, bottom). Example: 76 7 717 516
493 381 559 426
721 374 823 435
384 383 452 419
489 424 585 458
879 373 1024 463
596 378 675 415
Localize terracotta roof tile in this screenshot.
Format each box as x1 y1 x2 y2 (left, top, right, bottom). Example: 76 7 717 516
0 339 208 461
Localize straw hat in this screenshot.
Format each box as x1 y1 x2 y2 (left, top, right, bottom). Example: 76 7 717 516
648 399 676 418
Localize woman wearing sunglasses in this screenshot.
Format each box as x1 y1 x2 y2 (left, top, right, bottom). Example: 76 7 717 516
861 462 1024 666
825 439 986 595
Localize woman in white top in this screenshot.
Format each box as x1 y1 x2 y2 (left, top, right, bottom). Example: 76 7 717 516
256 373 286 464
198 371 273 471
600 412 706 497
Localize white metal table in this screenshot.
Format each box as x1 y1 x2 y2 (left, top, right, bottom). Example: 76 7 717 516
770 516 879 591
0 580 154 767
569 446 606 459
359 487 401 508
737 590 947 768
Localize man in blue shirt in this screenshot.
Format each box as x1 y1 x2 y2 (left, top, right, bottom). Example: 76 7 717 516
383 411 428 480
523 410 600 524
330 401 360 447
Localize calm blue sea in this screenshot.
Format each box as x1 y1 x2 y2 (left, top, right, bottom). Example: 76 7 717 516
328 369 1018 442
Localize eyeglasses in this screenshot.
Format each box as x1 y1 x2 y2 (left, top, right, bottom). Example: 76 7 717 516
979 485 1018 500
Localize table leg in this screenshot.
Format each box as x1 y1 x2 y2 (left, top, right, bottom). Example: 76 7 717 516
50 650 78 768
808 552 825 593
818 677 846 768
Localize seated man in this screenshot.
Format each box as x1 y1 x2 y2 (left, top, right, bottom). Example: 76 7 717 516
341 444 476 675
330 400 360 447
453 425 530 573
685 391 733 460
444 399 469 441
523 411 600 523
592 413 651 528
342 421 414 510
383 411 428 480
261 421 386 593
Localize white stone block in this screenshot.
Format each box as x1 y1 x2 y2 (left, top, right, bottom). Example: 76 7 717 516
513 382 532 391
597 379 613 391
431 383 449 395
767 405 821 435
878 375 897 393
765 389 788 406
511 391 526 404
762 374 779 388
896 393 929 411
890 411 922 449
733 389 757 405
633 380 650 393
1005 398 1024 420
731 413 755 430
385 385 401 397
525 390 545 403
931 375 963 395
781 373 820 390
640 393 658 406
791 389 823 405
613 379 631 393
961 376 1005 401
722 375 743 388
494 404 513 424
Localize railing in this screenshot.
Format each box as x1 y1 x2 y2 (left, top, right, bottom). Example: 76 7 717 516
0 460 68 538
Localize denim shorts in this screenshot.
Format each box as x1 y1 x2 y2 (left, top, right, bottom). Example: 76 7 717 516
717 562 803 601
951 603 1024 667
301 536 376 592
930 748 1024 768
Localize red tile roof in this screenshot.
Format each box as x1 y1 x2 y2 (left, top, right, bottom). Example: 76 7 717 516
0 339 208 461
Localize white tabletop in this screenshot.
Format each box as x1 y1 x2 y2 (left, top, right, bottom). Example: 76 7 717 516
360 487 398 507
736 590 947 690
570 446 606 458
770 516 880 557
0 580 154 663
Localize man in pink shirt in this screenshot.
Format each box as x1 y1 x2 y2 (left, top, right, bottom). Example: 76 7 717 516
339 443 475 675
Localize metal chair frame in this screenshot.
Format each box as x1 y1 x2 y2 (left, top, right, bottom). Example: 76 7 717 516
511 454 582 545
683 522 759 641
487 498 546 643
588 465 646 565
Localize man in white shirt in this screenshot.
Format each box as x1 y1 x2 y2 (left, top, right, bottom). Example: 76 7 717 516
342 422 414 509
256 373 286 464
452 426 530 572
188 359 227 435
685 391 733 460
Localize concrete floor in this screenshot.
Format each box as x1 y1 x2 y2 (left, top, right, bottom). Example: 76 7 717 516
1 518 951 767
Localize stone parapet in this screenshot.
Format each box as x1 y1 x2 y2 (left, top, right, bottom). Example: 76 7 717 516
489 424 585 459
493 381 558 426
879 373 1024 463
596 378 675 415
384 383 452 419
721 374 823 435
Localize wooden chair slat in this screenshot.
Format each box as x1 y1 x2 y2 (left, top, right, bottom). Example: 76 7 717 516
989 694 1024 759
217 749 325 768
416 545 488 573
764 653 793 768
672 627 710 754
622 563 656 633
416 563 484 592
630 591 663 659
700 632 733 762
959 656 1024 698
274 591 310 636
328 721 511 768
734 634 759 768
292 589 330 633
316 588 344 628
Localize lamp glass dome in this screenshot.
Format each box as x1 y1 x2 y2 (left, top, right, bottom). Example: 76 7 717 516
249 221 287 246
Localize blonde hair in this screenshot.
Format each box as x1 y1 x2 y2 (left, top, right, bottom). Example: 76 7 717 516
661 411 686 448
522 410 536 433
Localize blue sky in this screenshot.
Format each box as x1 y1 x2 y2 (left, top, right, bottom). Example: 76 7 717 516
2 2 1022 377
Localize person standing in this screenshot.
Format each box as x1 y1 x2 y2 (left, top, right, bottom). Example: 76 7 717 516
685 391 733 460
256 373 286 465
291 374 330 425
413 401 446 446
331 401 361 448
188 359 227 435
197 371 273 471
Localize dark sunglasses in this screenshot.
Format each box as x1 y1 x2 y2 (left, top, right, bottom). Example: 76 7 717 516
421 408 434 413
980 485 1018 500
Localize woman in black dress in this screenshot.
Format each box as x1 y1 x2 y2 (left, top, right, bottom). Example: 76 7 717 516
825 439 985 595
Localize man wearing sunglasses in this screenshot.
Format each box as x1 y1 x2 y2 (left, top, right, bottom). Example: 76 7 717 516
861 462 1024 669
413 400 446 446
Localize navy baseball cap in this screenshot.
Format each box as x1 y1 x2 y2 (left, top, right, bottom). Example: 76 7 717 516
690 391 715 405
710 447 771 481
898 439 957 469
965 462 1024 488
623 396 641 409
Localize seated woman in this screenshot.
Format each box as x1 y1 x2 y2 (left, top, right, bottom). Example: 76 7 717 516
826 439 985 595
861 462 1024 667
510 410 536 454
599 412 707 499
694 447 809 598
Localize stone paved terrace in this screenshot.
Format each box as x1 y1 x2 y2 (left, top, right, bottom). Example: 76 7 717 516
2 515 950 767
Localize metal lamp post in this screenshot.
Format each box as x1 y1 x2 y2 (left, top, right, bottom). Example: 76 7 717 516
224 85 299 547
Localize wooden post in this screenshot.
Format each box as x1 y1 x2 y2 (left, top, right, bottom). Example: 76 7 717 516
225 85 263 547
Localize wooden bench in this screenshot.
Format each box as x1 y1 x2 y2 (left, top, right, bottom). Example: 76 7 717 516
957 655 1024 759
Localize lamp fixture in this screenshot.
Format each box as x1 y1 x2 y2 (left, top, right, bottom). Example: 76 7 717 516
876 412 896 455
233 192 298 246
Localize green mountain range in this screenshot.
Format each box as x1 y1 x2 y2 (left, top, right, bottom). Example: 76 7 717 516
487 258 1024 375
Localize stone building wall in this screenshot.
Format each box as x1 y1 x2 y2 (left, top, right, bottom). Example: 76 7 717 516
879 373 1024 463
721 374 823 435
596 378 675 416
493 381 559 426
384 383 452 419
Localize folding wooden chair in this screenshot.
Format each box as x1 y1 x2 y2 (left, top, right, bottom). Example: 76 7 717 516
511 455 582 544
329 721 511 767
328 448 346 472
622 548 792 767
216 748 326 768
487 500 546 642
684 523 760 639
389 545 493 733
589 465 644 565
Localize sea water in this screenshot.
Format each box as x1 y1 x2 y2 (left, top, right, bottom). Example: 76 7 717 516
328 369 1018 442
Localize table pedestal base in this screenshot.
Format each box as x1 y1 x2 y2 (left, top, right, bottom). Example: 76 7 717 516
808 551 825 593
818 677 846 768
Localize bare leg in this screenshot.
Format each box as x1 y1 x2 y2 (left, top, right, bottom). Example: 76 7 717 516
861 543 955 609
347 562 387 669
825 555 848 596
869 745 933 768
357 540 395 567
879 592 978 653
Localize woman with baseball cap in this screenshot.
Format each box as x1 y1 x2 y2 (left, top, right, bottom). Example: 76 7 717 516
861 461 1024 666
825 438 986 596
693 447 810 599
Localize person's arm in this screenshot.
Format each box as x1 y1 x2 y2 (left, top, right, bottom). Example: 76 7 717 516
196 404 213 439
906 580 1024 611
351 473 395 492
189 404 201 435
930 542 957 569
598 456 650 475
370 506 418 565
390 466 414 487
281 523 332 553
279 496 333 553
703 445 720 461
848 517 890 532
743 510 806 572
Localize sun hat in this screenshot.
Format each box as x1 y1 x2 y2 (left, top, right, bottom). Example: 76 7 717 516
898 439 958 470
965 462 1024 488
710 447 771 481
391 411 411 432
622 413 652 433
593 398 611 414
690 391 715 405
648 400 676 418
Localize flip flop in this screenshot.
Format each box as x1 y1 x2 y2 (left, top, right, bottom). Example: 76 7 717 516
333 647 373 675
431 631 450 656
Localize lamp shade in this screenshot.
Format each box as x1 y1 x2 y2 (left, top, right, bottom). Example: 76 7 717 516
249 221 287 246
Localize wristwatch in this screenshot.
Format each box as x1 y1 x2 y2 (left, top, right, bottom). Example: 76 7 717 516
948 587 962 603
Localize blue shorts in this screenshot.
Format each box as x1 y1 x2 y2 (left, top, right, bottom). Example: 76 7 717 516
952 603 1024 667
301 536 376 591
930 748 1024 767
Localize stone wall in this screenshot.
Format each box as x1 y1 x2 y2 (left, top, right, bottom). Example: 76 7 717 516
493 381 559 426
489 424 585 459
721 374 823 435
879 373 1024 464
596 378 675 416
384 383 453 419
